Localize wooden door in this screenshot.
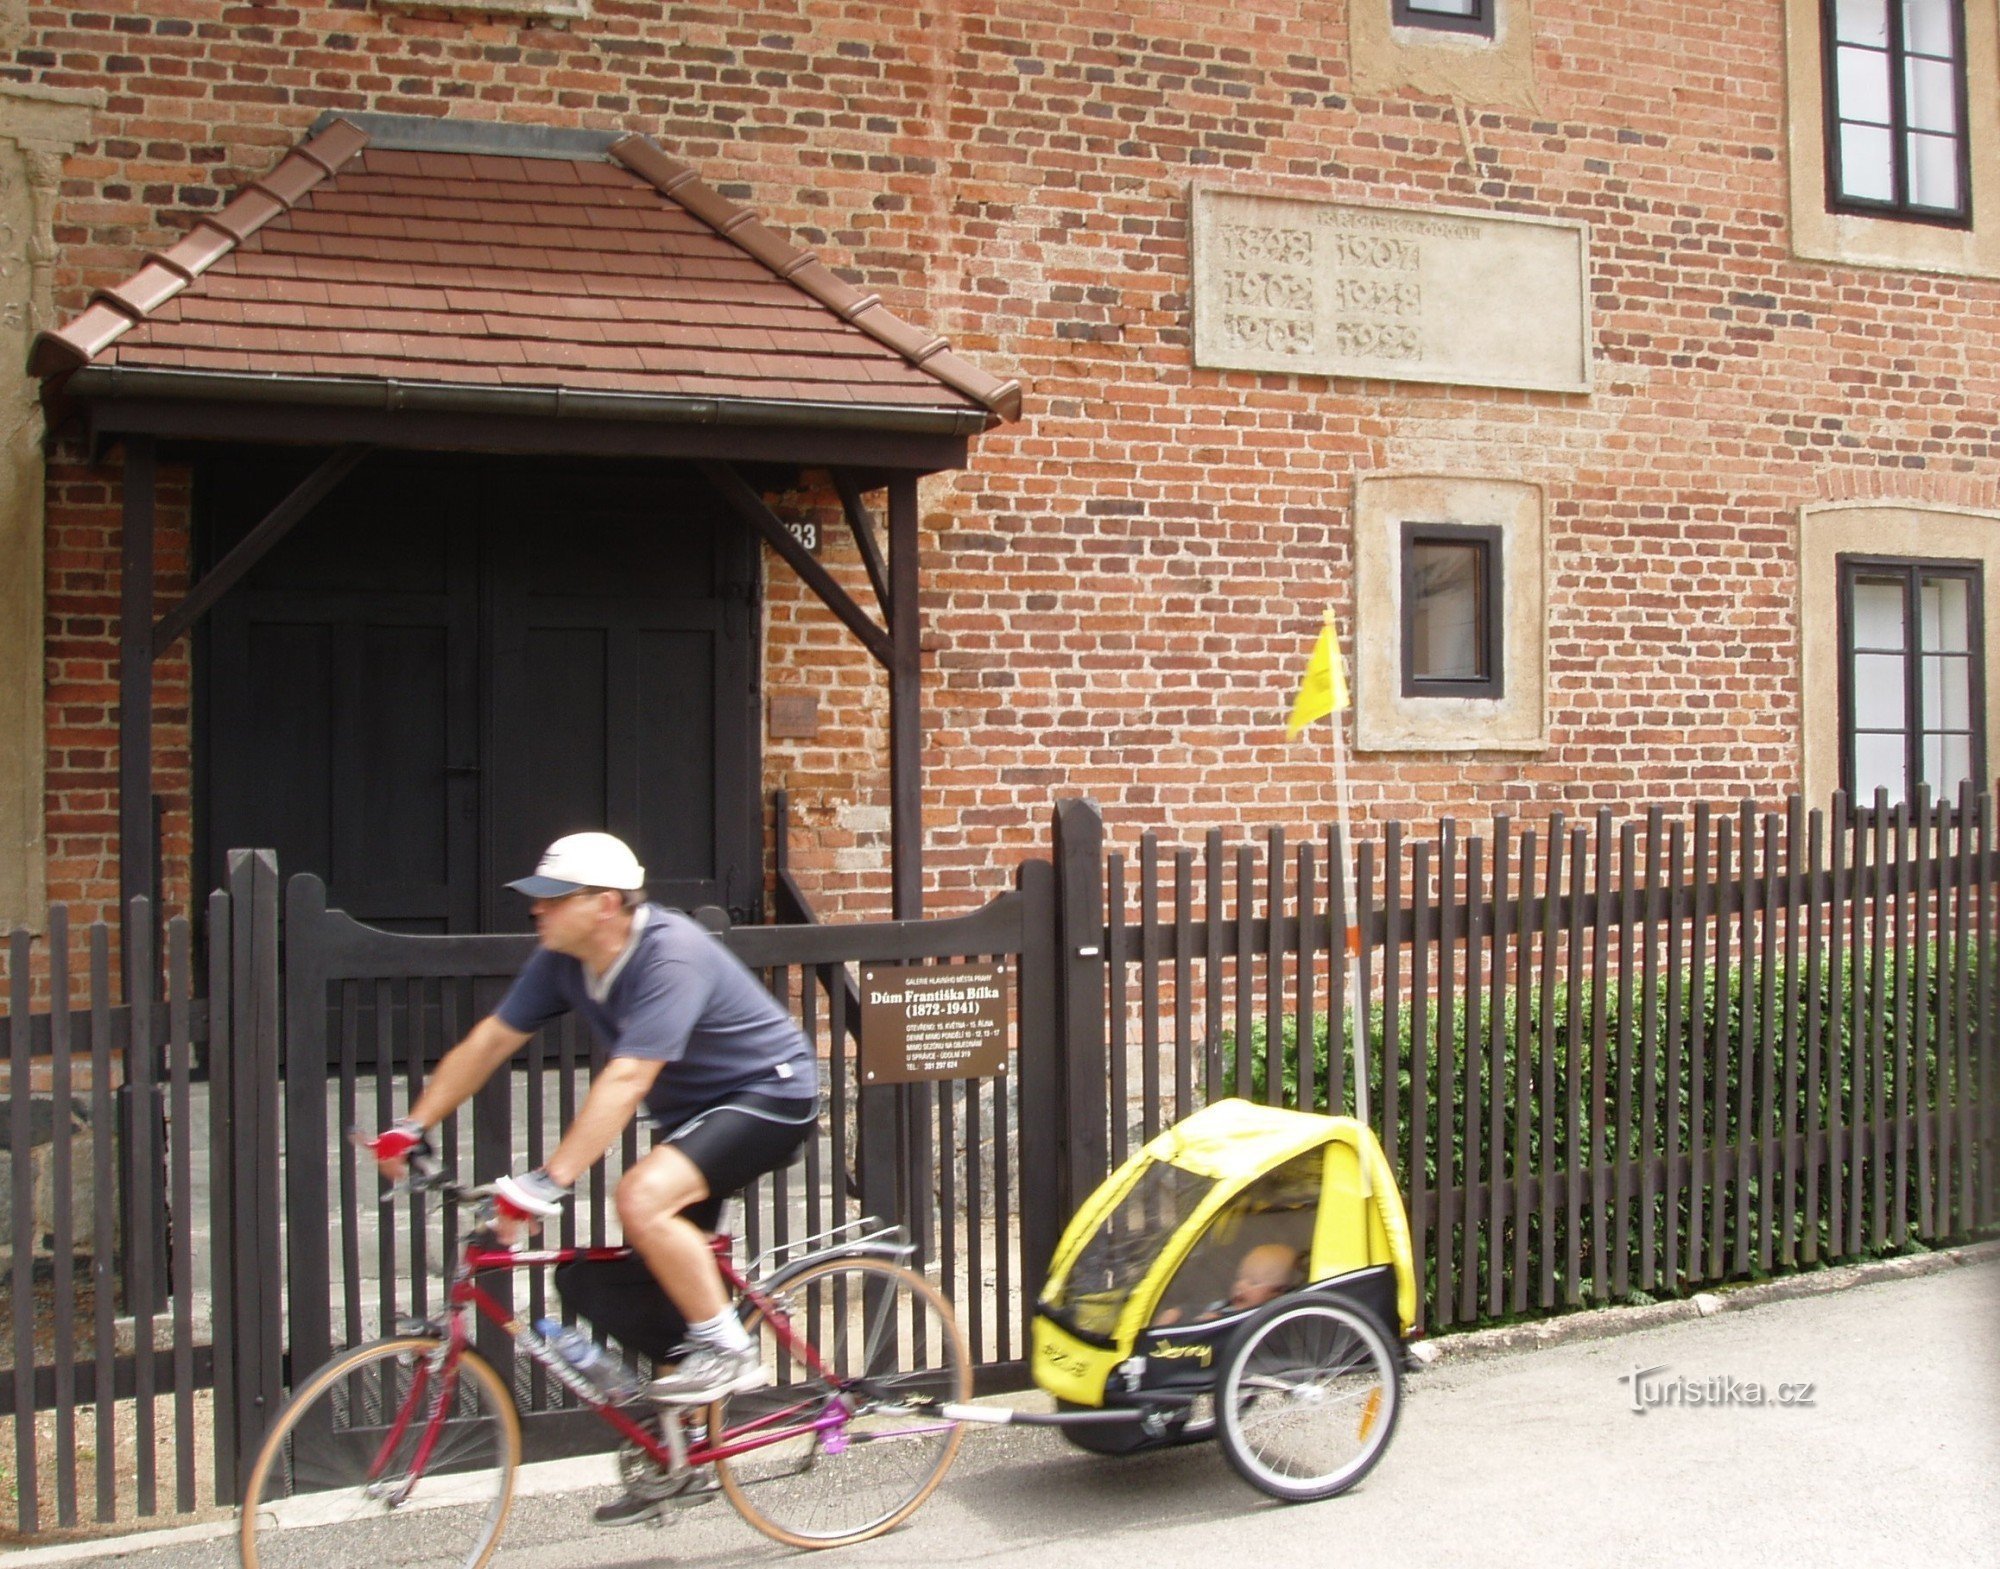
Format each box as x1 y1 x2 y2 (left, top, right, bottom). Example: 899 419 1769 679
198 454 761 933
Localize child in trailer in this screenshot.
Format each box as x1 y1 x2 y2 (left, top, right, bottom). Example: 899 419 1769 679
1151 1242 1303 1326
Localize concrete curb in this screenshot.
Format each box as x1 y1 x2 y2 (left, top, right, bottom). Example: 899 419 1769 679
1406 1239 2000 1368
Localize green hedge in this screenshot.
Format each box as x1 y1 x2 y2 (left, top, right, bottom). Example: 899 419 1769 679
1221 940 1992 1308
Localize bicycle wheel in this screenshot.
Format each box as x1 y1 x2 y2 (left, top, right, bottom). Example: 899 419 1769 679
240 1336 521 1569
712 1255 970 1547
1215 1298 1401 1503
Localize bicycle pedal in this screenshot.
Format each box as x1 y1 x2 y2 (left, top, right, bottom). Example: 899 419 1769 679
395 1315 445 1337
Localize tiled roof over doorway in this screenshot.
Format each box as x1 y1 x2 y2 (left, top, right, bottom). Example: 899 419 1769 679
30 115 1019 431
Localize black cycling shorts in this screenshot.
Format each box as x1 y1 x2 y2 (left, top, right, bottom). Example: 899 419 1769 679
654 1090 818 1230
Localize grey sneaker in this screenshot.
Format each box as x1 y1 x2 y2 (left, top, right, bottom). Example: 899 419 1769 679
592 1472 717 1528
645 1343 766 1405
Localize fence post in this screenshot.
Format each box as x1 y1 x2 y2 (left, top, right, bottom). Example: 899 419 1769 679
1051 798 1109 1231
1015 857 1061 1306
222 850 283 1498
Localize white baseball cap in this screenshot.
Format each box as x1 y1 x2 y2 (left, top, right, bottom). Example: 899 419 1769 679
506 832 646 897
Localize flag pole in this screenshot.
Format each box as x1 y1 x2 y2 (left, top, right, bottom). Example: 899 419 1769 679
1327 646 1372 1138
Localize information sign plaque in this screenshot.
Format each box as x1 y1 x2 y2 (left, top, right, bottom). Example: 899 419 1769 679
859 962 1010 1084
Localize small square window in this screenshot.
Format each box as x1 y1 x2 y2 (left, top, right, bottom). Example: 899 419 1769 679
1394 0 1496 38
1402 523 1504 698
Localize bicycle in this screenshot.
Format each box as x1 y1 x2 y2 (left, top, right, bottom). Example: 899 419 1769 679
238 1163 971 1568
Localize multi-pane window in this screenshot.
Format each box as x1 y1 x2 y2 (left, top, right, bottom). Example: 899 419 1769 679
1841 558 1984 810
1394 0 1495 38
1402 524 1503 699
1823 0 1970 222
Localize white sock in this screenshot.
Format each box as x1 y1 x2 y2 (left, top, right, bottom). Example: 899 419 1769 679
687 1308 752 1355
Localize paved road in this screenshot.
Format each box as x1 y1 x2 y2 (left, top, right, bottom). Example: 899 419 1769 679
69 1260 2000 1569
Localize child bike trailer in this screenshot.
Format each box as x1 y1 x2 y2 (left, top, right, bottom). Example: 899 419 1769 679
1028 1098 1415 1501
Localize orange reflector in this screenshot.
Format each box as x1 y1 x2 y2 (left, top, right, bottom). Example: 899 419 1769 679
1357 1387 1382 1440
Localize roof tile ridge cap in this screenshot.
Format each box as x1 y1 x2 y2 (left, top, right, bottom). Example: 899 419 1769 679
609 135 873 315
608 133 1015 422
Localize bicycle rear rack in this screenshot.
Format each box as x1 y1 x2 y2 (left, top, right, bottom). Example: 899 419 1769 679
742 1217 913 1286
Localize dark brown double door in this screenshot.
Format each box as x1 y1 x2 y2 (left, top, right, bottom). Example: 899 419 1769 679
198 454 761 932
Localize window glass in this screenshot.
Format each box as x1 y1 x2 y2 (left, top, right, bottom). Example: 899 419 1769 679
1411 543 1485 681
1906 134 1961 208
1852 577 1906 646
1394 0 1491 34
1903 0 1954 54
1837 45 1892 123
1835 0 1889 44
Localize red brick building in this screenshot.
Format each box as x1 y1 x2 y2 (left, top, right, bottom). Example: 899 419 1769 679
2 0 1997 938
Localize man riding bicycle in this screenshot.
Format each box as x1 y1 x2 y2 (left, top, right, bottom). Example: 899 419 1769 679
368 831 819 1515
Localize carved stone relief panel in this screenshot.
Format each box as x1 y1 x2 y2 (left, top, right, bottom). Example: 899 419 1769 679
1191 189 1591 394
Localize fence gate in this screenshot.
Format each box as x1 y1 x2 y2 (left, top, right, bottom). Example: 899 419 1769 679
273 856 1060 1463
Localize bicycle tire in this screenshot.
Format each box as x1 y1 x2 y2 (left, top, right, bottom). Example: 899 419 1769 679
239 1335 521 1569
1215 1298 1401 1503
711 1254 970 1547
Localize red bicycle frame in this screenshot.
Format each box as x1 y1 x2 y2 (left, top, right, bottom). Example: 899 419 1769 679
414 1230 848 1473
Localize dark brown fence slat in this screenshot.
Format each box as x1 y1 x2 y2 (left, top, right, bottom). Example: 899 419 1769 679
1487 818 1511 1321
1733 803 1756 1279
1952 785 1974 1232
9 927 36 1533
1564 823 1586 1307
1664 818 1688 1291
1538 821 1562 1310
1916 792 1938 1239
1640 809 1663 1292
1264 828 1285 1110
168 919 197 1513
1710 811 1734 1276
1756 809 1780 1274
1297 841 1318 1117
49 909 77 1527
1173 849 1194 1123
1780 798 1804 1268
1803 805 1827 1266
1613 820 1636 1301
1382 821 1404 1177
1460 829 1484 1323
1688 804 1712 1280
90 922 115 1521
1892 799 1912 1248
1138 834 1161 1146
1511 826 1536 1316
1589 810 1611 1301
1848 799 1869 1254
1234 845 1253 1101
1436 823 1458 1327
1871 794 1893 1248
1410 839 1432 1329
1107 852 1129 1166
1980 792 1997 1230
1327 826 1349 1118
1204 832 1225 1100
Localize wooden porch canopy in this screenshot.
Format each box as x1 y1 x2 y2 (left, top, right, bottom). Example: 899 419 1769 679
30 113 1020 935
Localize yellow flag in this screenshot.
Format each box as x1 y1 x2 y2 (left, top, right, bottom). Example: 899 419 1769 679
1286 612 1350 738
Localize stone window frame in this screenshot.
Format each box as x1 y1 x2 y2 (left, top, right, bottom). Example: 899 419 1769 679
372 0 590 20
1349 0 1539 118
1835 553 1986 814
1401 522 1505 699
1394 0 1497 39
1799 502 2000 813
1785 0 2000 277
1820 0 1972 227
1354 475 1546 754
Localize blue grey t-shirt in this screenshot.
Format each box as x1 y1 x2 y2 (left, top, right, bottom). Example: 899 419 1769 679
496 905 816 1121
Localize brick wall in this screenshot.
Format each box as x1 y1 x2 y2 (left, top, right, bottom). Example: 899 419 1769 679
16 1 2000 929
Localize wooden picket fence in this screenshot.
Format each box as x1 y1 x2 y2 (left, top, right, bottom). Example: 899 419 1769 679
1092 789 2000 1328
